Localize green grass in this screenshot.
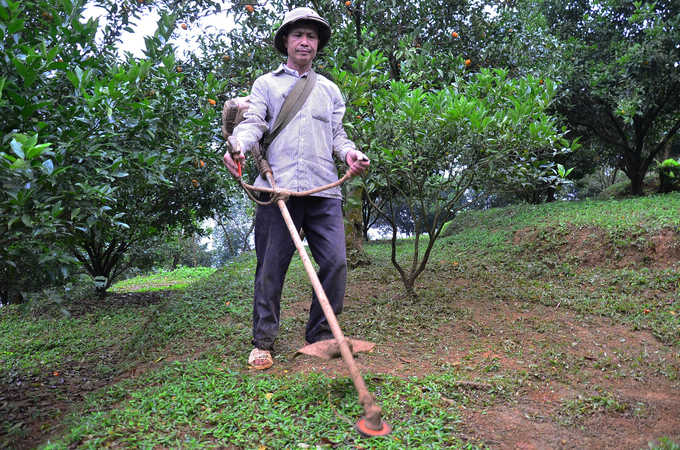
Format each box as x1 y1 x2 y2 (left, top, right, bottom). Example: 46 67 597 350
648 437 680 450
2 194 680 449
110 266 217 293
445 192 680 237
0 308 144 377
41 362 473 449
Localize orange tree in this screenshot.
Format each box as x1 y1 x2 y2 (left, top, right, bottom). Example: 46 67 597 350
0 0 233 296
357 59 579 295
544 0 680 196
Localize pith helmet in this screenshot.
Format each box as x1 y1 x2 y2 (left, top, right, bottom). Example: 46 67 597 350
274 7 332 56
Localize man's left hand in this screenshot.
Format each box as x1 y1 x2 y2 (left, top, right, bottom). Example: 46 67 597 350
346 150 370 176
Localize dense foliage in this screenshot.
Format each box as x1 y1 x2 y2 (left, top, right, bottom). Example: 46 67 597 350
548 0 680 195
2 0 678 298
1 0 233 296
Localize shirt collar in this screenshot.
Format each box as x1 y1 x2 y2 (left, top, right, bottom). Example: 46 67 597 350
274 63 310 78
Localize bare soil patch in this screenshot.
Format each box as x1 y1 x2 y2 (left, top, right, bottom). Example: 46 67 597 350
3 240 680 449
274 288 680 450
513 226 680 269
0 292 166 450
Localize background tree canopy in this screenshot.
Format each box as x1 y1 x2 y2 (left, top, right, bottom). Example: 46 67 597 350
1 0 678 299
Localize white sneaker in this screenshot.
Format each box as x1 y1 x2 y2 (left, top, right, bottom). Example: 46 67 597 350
248 348 273 370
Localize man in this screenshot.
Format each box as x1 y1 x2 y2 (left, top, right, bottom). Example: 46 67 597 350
223 7 370 370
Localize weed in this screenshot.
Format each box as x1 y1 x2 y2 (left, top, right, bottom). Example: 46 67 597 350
648 437 680 450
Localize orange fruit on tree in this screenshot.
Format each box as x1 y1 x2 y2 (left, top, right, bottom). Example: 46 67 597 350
451 32 458 38
209 99 216 105
181 24 187 29
192 179 199 187
245 4 254 13
222 55 230 62
176 66 182 72
345 1 351 6
465 59 471 67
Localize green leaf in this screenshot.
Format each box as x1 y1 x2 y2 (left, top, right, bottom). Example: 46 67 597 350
126 64 139 81
138 61 151 80
66 71 80 88
21 214 32 227
63 0 73 15
42 159 54 174
10 138 24 158
7 17 25 34
11 58 27 79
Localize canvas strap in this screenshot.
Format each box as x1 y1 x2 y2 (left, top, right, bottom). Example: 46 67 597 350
263 69 317 147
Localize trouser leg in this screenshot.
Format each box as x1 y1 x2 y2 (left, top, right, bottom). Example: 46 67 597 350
252 194 299 350
302 197 347 343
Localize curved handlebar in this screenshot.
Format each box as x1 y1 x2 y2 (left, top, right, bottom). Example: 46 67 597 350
234 169 353 206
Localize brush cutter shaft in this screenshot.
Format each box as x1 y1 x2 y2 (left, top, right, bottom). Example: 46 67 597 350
265 173 384 431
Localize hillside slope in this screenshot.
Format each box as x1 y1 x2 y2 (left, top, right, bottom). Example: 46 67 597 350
1 194 679 450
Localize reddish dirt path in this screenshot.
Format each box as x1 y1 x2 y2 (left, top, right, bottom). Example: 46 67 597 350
274 291 680 450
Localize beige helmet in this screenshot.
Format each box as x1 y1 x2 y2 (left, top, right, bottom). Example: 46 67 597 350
274 7 331 56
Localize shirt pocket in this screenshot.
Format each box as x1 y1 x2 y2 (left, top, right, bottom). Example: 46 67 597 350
310 90 332 124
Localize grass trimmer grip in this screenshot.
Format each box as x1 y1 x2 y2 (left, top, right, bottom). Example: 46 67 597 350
250 143 272 179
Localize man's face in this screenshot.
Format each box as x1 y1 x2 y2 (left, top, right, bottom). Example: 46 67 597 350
284 22 319 68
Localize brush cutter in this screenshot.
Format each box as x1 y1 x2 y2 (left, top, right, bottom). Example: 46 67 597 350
229 144 391 437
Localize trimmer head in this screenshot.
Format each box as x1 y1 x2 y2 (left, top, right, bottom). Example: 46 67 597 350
355 417 392 437
294 338 375 360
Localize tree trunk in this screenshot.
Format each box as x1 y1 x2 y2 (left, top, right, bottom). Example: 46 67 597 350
546 186 556 202
344 184 370 268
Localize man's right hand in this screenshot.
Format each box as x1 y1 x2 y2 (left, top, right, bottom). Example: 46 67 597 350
223 136 245 178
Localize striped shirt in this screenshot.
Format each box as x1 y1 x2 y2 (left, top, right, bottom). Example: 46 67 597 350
233 64 355 199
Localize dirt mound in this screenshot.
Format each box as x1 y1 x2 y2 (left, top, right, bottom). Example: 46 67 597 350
514 226 680 269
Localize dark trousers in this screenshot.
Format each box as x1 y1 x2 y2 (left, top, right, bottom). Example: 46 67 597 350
252 194 347 350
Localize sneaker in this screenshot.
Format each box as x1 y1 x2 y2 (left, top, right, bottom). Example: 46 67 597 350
248 348 273 370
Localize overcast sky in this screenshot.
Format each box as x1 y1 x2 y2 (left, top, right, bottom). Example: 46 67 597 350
83 4 233 58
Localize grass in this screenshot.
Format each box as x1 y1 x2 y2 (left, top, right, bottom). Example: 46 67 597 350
42 366 470 449
1 193 680 449
110 266 217 293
